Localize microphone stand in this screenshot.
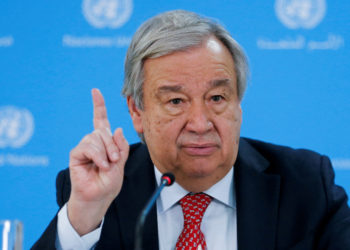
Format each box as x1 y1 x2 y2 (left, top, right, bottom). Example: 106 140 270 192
134 173 174 250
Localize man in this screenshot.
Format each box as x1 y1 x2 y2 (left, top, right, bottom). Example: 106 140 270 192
32 10 350 250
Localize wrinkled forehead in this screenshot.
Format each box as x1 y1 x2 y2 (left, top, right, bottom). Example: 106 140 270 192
144 34 212 61
142 37 237 96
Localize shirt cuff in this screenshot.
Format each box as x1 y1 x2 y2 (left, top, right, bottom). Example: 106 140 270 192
55 203 103 250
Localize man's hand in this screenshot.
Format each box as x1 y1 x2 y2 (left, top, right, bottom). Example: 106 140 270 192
67 89 129 236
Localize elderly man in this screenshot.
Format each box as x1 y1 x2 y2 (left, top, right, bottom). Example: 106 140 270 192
33 10 350 250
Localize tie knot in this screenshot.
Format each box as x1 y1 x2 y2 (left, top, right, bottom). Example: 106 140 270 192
180 193 212 225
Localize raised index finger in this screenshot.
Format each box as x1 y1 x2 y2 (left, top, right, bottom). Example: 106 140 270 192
92 88 111 131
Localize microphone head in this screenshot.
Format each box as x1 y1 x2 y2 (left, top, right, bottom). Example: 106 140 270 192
161 173 175 186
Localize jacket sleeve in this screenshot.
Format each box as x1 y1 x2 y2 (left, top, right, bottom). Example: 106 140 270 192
31 169 71 250
317 156 350 249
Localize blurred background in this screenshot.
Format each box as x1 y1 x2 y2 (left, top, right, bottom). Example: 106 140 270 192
1 0 349 248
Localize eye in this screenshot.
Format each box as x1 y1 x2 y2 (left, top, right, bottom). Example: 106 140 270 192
170 98 182 105
211 95 223 102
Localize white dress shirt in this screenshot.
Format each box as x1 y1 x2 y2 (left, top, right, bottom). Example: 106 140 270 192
155 167 237 250
56 167 237 250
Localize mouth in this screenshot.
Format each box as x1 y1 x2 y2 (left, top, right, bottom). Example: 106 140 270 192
181 143 219 156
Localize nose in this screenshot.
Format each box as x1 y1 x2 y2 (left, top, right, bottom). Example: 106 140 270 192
185 101 214 134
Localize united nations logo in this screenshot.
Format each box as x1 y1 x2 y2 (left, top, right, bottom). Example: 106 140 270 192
82 0 133 29
0 106 34 148
275 0 326 29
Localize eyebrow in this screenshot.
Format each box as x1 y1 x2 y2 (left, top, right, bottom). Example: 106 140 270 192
157 85 183 93
208 78 232 89
156 78 234 94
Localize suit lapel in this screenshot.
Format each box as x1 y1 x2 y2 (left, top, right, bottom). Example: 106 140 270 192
114 144 159 250
235 138 281 250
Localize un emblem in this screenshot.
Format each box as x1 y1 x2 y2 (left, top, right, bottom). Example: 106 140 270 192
275 0 326 29
0 106 34 148
82 0 133 29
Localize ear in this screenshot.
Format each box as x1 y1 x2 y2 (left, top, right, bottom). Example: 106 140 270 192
127 96 144 134
238 102 243 125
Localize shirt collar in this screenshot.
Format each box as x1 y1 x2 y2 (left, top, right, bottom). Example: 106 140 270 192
154 166 236 213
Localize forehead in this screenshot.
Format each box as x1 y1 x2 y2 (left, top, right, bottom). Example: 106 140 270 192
143 37 236 92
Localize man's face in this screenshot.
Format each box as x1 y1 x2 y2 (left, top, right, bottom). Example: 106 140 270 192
128 37 242 192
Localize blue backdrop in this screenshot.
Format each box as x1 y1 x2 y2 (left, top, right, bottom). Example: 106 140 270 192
1 0 349 248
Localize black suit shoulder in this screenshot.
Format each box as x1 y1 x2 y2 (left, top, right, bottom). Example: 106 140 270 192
241 137 328 176
239 137 350 249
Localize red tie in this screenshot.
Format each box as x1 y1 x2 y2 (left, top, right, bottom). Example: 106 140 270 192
175 193 212 250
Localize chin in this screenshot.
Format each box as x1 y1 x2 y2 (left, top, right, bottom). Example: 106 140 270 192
183 160 220 178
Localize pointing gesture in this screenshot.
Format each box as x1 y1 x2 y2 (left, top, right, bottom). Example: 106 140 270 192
67 89 129 235
92 88 111 130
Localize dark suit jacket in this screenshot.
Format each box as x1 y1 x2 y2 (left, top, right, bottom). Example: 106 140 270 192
32 138 350 249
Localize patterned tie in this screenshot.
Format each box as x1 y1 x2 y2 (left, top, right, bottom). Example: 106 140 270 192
175 193 212 250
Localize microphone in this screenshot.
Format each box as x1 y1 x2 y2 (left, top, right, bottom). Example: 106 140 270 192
134 172 175 250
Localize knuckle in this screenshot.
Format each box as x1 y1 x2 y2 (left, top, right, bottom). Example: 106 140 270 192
82 133 96 143
90 144 102 155
93 128 108 140
91 130 101 138
106 140 117 151
69 148 76 158
70 141 85 157
105 127 112 136
89 132 105 146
